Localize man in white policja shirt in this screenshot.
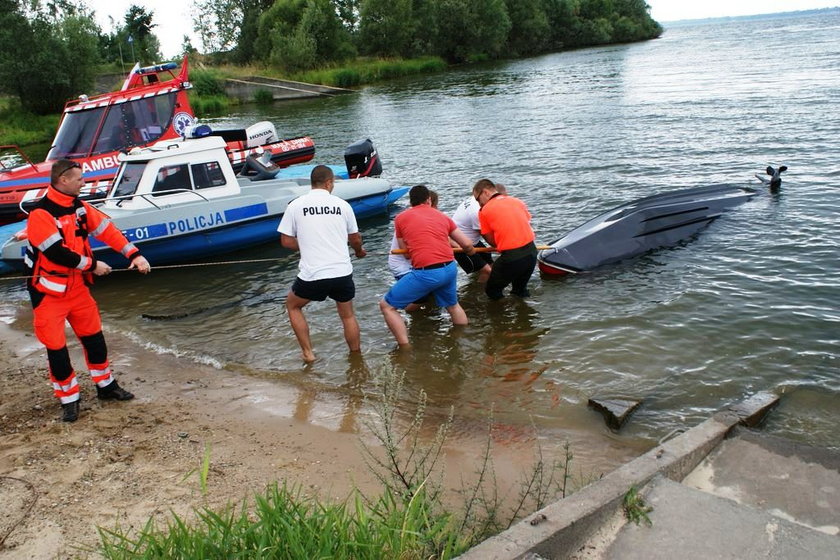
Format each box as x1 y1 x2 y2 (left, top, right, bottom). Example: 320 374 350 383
278 165 366 362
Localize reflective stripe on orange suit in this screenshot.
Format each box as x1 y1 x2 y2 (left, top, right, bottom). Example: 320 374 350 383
25 187 140 403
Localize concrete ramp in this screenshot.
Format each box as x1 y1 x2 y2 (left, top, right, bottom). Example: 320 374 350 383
604 476 839 560
457 392 840 559
224 77 352 102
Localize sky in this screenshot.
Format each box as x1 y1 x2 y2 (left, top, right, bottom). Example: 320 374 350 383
87 1 840 60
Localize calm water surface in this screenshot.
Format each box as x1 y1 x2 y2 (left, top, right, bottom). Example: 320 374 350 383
4 14 838 452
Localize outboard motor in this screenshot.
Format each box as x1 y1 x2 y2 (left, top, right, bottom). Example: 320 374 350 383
244 121 278 148
756 165 787 191
344 139 382 178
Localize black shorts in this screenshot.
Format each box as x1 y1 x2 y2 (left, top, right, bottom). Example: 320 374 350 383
291 274 355 302
454 243 493 274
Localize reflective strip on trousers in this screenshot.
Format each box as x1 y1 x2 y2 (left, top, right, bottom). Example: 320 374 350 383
89 366 113 387
52 373 80 403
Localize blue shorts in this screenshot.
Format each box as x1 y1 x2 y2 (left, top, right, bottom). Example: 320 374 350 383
384 261 458 309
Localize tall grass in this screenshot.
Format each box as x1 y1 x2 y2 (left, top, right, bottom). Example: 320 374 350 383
98 483 471 559
291 57 447 88
97 366 585 559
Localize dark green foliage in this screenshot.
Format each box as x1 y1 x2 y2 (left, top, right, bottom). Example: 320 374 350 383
358 0 415 57
253 88 274 104
435 0 511 62
0 0 100 115
190 68 227 96
256 0 355 71
505 0 551 56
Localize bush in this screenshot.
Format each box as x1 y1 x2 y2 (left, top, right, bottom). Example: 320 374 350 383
333 69 361 88
189 94 231 116
253 88 274 104
190 68 227 97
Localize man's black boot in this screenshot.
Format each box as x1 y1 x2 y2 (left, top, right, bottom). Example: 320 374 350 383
62 400 80 422
97 380 135 401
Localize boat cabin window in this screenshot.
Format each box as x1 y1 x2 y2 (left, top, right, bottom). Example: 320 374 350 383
48 92 178 159
48 107 106 159
152 164 191 196
111 162 146 197
191 161 226 189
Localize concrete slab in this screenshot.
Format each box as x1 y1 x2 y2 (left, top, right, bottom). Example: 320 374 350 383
603 476 840 560
683 429 840 535
457 392 782 560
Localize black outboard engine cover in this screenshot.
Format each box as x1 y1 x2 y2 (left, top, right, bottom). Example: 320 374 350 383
344 139 382 178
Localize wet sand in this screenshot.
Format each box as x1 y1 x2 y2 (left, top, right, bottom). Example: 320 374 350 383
0 314 643 559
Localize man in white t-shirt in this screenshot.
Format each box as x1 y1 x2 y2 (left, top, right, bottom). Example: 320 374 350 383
278 165 366 362
451 183 506 283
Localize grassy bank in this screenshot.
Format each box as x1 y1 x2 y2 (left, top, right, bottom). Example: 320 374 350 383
212 56 448 89
1 56 449 144
0 98 60 147
290 56 448 88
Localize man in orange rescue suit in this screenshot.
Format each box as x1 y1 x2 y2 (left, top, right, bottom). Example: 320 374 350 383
25 159 151 422
473 179 537 300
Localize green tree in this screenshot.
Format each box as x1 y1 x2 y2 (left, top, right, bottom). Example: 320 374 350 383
0 0 100 114
181 34 198 57
358 0 414 57
409 0 439 56
257 0 354 71
505 0 550 56
122 5 162 63
470 0 511 59
193 0 273 60
435 0 510 62
255 0 307 62
334 0 360 30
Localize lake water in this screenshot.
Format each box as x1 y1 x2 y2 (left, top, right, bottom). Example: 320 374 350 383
3 13 838 456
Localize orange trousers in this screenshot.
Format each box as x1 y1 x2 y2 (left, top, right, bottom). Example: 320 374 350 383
32 284 112 403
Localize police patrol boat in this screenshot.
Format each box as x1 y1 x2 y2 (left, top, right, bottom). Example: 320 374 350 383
0 135 406 270
537 183 758 275
0 57 318 225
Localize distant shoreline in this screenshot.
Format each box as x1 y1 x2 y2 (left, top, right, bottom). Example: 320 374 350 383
661 6 839 27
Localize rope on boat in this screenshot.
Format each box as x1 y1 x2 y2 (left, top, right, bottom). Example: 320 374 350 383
0 246 553 282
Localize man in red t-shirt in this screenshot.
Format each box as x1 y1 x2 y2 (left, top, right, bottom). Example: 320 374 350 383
380 185 476 346
473 179 537 300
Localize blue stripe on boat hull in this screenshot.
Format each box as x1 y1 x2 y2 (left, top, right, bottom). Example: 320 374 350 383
88 188 408 268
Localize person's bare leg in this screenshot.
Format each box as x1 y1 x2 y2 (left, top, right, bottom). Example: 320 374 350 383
336 300 361 353
478 264 491 284
286 291 316 362
379 299 410 346
446 303 469 326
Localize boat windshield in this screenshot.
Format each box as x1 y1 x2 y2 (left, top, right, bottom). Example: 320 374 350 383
48 92 178 160
111 162 146 198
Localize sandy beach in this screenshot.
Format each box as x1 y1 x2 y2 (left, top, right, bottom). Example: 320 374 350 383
0 314 391 558
0 305 640 559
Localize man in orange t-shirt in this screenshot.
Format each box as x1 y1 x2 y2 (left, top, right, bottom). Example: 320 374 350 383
473 179 537 300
